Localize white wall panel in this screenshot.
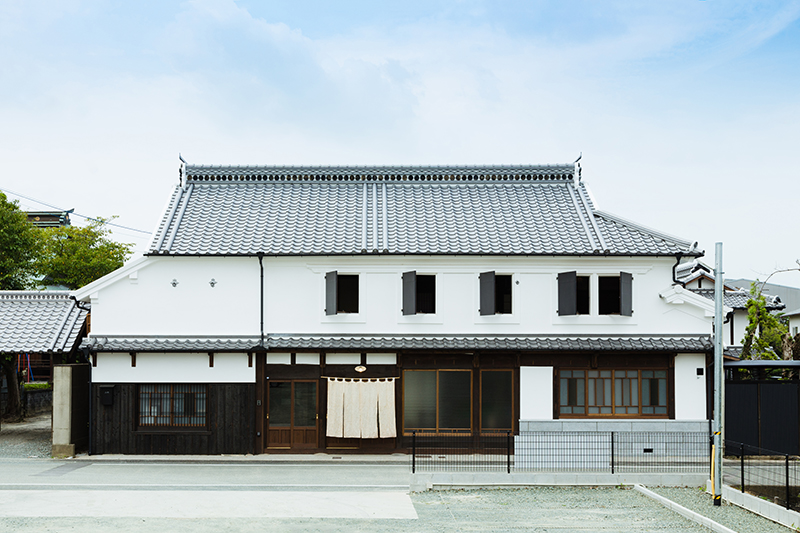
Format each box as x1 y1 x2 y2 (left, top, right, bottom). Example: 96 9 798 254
326 353 361 364
367 353 397 365
520 366 553 420
93 352 255 383
266 353 291 365
295 353 320 365
674 353 707 420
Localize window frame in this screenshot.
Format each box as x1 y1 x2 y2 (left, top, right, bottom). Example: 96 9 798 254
402 369 473 433
402 271 436 315
479 271 514 316
558 271 633 317
558 368 669 418
137 383 209 430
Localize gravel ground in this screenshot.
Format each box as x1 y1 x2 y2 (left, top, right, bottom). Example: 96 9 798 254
650 486 793 532
0 412 51 458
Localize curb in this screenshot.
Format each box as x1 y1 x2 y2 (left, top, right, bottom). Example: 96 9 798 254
634 484 736 533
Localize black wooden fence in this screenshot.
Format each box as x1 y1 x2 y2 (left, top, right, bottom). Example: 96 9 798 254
726 380 799 456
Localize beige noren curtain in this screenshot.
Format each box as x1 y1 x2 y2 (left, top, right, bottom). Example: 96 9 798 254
326 378 396 438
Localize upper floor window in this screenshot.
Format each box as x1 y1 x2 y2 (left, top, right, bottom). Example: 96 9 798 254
325 271 359 315
402 271 436 314
479 272 513 315
558 271 632 316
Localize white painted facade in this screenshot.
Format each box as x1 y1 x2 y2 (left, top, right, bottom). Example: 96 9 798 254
673 353 708 420
520 367 553 420
82 255 712 338
93 352 254 383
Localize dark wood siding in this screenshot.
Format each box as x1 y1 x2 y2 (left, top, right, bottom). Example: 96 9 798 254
92 383 255 455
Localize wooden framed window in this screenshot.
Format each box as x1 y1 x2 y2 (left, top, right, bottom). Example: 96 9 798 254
480 370 513 431
559 369 667 417
403 369 472 433
138 384 207 428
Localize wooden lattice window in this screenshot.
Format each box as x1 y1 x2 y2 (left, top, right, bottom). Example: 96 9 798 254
138 384 207 428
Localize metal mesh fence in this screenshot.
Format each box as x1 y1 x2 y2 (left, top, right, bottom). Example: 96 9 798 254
410 431 709 474
724 440 800 510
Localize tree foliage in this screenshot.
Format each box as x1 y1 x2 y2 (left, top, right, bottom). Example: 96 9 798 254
34 218 133 290
0 192 38 290
741 282 788 360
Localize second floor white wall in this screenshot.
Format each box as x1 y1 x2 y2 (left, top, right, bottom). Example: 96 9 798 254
80 255 715 338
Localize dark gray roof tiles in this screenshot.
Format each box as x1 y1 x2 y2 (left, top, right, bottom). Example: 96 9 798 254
148 164 698 257
82 334 712 353
690 289 784 310
0 292 89 354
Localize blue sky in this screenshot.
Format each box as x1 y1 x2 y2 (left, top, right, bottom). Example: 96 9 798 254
1 1 799 288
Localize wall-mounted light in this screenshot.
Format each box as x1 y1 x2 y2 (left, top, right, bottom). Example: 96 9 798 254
171 279 179 287
355 365 366 373
209 278 217 288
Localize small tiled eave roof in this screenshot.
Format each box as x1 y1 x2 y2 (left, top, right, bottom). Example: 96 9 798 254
690 289 785 310
147 163 701 257
0 291 89 354
82 334 712 353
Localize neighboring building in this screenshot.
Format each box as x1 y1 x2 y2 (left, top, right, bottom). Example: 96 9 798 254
674 260 785 357
787 308 800 338
726 278 800 314
0 292 89 383
26 210 72 228
74 162 713 455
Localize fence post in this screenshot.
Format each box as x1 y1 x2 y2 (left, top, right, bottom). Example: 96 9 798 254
507 431 511 474
786 454 790 510
610 432 615 475
740 443 745 494
412 431 416 474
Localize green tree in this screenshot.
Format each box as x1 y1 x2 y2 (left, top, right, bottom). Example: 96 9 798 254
0 192 39 419
34 218 133 290
0 192 38 290
741 282 787 360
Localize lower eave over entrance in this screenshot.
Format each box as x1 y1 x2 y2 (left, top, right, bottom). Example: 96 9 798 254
82 334 713 353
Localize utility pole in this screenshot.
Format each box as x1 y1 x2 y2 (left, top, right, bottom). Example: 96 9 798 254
713 242 724 506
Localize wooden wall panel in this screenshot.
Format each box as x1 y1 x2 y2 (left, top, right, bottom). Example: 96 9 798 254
92 383 255 455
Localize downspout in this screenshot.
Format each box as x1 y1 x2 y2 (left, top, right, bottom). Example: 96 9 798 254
80 346 92 456
672 253 685 287
258 253 265 348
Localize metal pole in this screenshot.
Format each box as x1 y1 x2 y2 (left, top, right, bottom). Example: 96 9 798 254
713 242 724 506
786 454 790 510
740 443 745 494
611 432 615 474
507 431 511 474
412 431 416 474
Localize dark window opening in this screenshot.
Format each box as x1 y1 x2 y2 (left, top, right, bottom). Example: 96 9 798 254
138 384 207 428
598 276 621 314
495 275 512 314
403 370 472 432
576 276 590 314
416 275 436 314
337 275 359 313
481 370 513 430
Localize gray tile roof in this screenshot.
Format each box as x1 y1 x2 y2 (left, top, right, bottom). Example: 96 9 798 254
82 334 712 353
147 164 699 257
0 291 89 354
690 289 784 310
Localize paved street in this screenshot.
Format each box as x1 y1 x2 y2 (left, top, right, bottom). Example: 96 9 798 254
0 459 714 532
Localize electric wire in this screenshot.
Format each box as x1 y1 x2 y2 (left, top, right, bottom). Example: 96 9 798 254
0 185 151 234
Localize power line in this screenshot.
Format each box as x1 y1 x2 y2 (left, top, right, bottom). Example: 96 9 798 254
0 185 152 235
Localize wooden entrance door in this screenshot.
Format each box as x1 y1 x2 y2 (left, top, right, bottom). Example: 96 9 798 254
266 380 318 449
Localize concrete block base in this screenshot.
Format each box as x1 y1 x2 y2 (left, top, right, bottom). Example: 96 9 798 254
410 472 708 492
52 444 75 457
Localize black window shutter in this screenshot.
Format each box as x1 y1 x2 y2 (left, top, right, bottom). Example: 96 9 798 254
479 271 495 316
620 271 633 317
402 271 416 315
558 271 577 316
325 271 337 316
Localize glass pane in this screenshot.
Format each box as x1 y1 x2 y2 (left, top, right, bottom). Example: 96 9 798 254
294 382 317 427
576 379 584 405
560 379 569 406
642 370 653 378
562 370 572 378
642 379 651 406
604 379 612 406
655 370 667 378
615 379 622 406
631 380 638 406
573 371 584 378
658 378 667 406
439 371 471 429
588 379 595 406
481 371 512 430
269 382 291 427
404 371 436 429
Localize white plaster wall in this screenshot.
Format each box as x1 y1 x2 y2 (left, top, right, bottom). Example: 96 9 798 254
82 255 713 338
674 353 707 420
92 352 255 383
520 366 553 420
728 309 749 347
